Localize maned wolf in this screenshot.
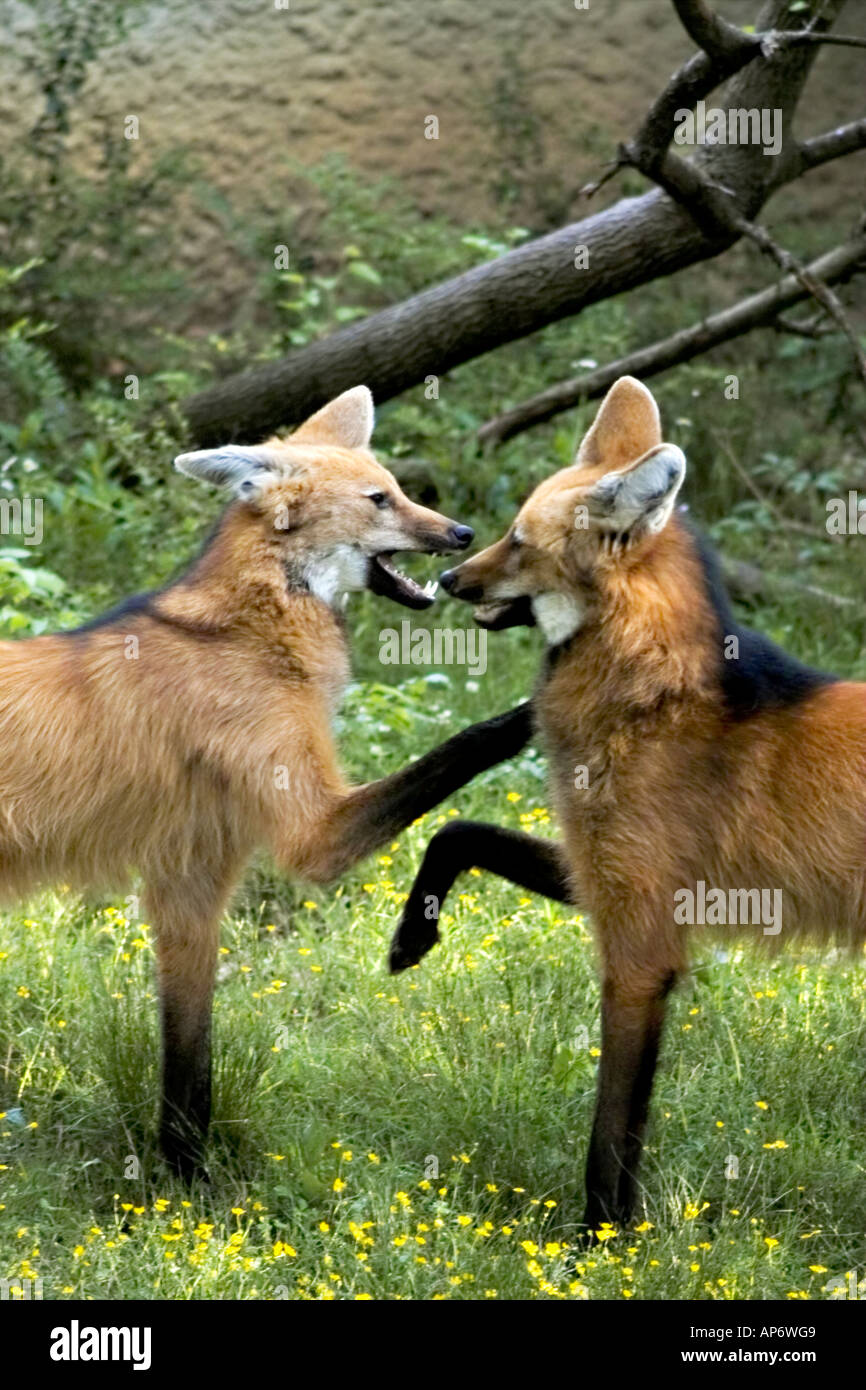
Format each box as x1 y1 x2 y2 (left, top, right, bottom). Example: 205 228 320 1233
0 386 530 1176
390 375 866 1231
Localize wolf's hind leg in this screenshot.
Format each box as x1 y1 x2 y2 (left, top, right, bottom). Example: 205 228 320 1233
582 964 677 1232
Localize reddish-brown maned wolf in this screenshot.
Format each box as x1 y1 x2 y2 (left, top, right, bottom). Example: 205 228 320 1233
0 386 530 1177
390 375 866 1232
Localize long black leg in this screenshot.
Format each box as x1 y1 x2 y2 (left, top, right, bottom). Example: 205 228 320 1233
146 871 233 1183
302 703 535 882
159 993 213 1181
389 820 575 972
581 967 677 1232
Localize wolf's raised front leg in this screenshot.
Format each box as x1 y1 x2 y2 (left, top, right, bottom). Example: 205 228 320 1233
295 703 534 883
389 821 576 972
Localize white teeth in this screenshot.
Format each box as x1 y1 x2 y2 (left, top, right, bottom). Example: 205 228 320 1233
423 580 439 598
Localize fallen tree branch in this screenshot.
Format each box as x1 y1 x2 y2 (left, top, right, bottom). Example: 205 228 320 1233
721 554 856 610
728 213 866 385
622 1 760 184
673 0 866 57
601 3 866 385
616 129 866 384
772 310 835 338
672 0 757 59
477 237 866 445
767 29 866 51
622 0 866 185
794 119 866 176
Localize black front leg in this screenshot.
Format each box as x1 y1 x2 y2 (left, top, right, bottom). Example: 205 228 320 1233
159 997 213 1182
312 702 535 881
346 703 534 846
147 875 226 1185
389 821 576 972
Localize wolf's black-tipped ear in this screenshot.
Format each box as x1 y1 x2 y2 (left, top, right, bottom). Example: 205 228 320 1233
174 443 281 497
585 443 686 535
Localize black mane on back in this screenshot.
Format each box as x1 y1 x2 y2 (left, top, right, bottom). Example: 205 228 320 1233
70 590 159 634
683 517 837 720
64 512 231 638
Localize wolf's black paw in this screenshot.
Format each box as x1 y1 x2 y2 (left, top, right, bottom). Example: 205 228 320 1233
388 906 439 974
160 1131 211 1186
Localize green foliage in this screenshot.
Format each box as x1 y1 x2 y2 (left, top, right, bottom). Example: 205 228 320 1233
482 47 578 229
0 550 79 635
23 0 136 155
0 1 190 385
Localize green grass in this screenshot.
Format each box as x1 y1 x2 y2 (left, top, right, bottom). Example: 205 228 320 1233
2 643 866 1302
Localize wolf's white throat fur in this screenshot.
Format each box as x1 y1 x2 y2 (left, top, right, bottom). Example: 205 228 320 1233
305 545 368 607
532 592 584 645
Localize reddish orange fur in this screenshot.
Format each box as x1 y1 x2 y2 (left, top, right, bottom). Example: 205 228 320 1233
0 386 526 1175
538 527 866 982
436 375 866 1225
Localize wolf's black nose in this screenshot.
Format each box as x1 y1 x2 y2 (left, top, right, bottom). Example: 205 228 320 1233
449 524 474 549
440 568 457 592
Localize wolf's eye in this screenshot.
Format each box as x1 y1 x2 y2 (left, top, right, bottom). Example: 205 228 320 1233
367 490 390 509
510 531 522 550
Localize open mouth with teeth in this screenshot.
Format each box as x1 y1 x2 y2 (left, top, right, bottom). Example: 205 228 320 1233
472 596 536 630
368 553 439 610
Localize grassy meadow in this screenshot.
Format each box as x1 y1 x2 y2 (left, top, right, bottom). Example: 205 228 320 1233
3 691 866 1301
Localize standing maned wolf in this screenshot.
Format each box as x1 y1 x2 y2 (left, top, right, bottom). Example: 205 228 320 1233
390 375 866 1232
0 386 530 1177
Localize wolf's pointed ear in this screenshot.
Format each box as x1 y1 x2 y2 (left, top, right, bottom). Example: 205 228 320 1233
292 385 374 449
576 376 662 470
585 443 686 535
174 443 282 498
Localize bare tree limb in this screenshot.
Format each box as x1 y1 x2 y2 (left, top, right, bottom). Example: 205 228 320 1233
728 213 866 384
673 0 866 57
773 311 835 337
672 0 758 59
578 160 624 199
654 154 866 383
609 5 866 388
625 4 758 179
793 119 866 177
477 237 866 445
767 30 866 51
722 554 856 609
618 0 859 189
